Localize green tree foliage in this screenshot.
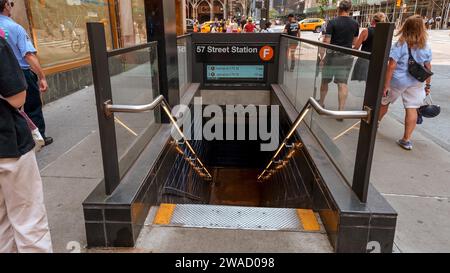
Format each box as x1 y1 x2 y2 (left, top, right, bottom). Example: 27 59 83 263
269 8 279 19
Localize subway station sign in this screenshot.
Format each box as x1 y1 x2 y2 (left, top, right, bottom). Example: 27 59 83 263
195 44 276 63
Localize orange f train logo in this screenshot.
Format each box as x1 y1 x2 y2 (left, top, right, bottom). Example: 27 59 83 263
259 46 274 62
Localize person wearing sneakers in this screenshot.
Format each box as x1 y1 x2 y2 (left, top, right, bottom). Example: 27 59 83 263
379 15 433 150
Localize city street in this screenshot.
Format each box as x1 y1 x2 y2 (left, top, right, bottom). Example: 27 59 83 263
2 0 450 256
32 29 450 253
299 29 450 252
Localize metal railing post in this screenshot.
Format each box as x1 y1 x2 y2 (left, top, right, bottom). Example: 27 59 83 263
352 23 394 202
87 22 121 195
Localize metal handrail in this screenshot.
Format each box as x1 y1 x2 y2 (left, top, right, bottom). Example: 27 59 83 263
103 95 213 181
107 41 158 57
257 97 371 181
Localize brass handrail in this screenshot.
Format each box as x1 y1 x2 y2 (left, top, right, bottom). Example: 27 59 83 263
257 97 371 181
104 95 213 180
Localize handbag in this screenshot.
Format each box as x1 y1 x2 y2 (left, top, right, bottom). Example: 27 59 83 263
18 110 45 151
408 47 433 82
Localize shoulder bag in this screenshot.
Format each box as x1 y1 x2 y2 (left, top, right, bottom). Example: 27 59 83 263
408 47 433 82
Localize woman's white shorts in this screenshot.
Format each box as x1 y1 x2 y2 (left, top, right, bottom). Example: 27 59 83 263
382 83 425 109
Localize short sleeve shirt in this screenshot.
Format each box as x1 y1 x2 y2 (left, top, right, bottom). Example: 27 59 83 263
0 15 36 69
0 37 35 158
285 21 300 36
244 23 256 33
325 16 359 48
389 42 432 88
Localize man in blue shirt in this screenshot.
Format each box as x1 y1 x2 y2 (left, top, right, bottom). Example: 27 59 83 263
0 0 53 146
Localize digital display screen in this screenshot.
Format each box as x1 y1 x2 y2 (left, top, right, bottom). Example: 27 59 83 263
206 65 265 81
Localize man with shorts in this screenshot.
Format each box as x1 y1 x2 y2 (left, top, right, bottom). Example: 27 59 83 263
319 0 359 111
284 14 301 71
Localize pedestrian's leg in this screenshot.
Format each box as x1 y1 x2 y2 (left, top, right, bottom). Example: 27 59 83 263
379 104 389 122
319 82 329 107
290 47 296 70
403 108 418 141
0 151 52 253
337 83 349 111
0 175 18 253
23 70 46 138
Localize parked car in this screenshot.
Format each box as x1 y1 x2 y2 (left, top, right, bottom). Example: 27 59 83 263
299 18 325 33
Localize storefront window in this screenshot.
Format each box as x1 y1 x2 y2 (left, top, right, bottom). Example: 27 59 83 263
118 0 147 47
28 0 113 68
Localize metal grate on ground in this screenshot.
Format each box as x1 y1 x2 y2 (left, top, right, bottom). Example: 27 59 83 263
153 204 323 232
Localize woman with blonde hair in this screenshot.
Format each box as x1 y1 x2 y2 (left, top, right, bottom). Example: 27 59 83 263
379 15 433 150
352 12 387 81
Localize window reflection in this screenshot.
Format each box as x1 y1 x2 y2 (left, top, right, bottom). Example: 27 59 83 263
118 0 147 47
29 0 113 67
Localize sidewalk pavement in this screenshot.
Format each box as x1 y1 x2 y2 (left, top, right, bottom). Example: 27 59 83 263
36 85 450 252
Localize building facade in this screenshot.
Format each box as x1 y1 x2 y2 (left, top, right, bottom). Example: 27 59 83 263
272 0 305 15
9 0 145 102
305 0 449 29
185 0 265 22
9 0 186 103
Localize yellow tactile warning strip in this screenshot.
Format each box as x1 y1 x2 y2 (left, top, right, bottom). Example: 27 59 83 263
296 209 321 231
153 203 176 225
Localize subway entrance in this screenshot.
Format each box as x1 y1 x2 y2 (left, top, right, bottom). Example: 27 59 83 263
82 16 397 252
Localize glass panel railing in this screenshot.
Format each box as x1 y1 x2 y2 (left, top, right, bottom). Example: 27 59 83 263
279 36 370 186
177 35 192 99
108 43 160 176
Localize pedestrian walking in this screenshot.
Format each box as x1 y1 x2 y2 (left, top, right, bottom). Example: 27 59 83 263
231 18 239 33
0 36 53 253
240 15 246 30
319 0 359 111
352 12 386 82
244 17 256 33
261 21 273 33
283 14 301 71
426 17 434 29
435 16 442 29
379 15 433 150
59 22 65 40
193 21 199 33
0 0 53 146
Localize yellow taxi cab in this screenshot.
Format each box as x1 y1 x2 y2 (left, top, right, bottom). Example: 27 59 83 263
299 18 325 32
201 21 221 33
